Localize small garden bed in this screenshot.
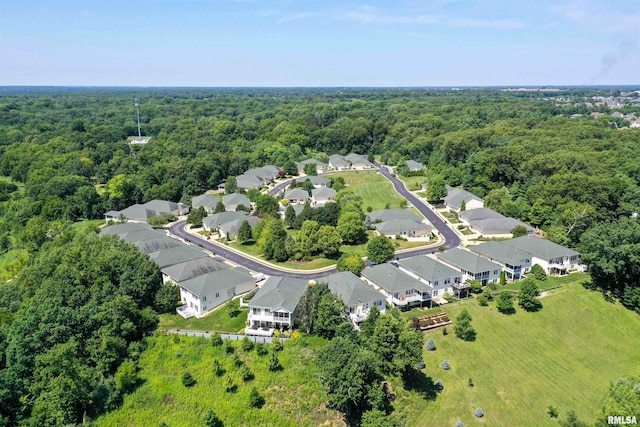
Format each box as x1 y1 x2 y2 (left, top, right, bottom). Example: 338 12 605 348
411 311 452 330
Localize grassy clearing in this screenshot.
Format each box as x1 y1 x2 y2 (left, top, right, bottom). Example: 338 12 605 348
158 306 249 333
0 249 28 281
227 241 338 270
399 175 427 191
330 172 405 211
396 281 640 426
95 334 340 427
71 219 104 232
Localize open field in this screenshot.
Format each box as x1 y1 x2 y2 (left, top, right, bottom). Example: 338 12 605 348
395 280 640 426
158 305 250 333
95 334 340 427
398 175 427 191
71 218 104 232
329 172 406 211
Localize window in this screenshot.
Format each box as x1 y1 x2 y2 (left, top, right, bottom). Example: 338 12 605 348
215 292 220 298
203 296 206 302
434 281 439 286
494 270 499 275
433 290 439 296
444 278 451 285
252 308 261 315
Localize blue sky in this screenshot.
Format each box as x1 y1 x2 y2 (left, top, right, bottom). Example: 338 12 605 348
1 0 639 86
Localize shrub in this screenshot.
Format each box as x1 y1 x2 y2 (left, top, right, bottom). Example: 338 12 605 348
248 387 264 408
223 340 234 354
435 380 444 392
474 408 484 418
203 410 223 427
210 333 223 346
255 343 268 356
222 375 236 393
530 264 548 281
241 336 254 352
455 422 464 427
477 295 488 306
271 337 283 352
181 372 196 387
441 360 450 370
415 357 425 369
442 327 448 336
547 405 558 418
468 378 474 387
426 338 436 351
212 359 224 377
232 354 243 367
239 365 253 382
269 352 281 371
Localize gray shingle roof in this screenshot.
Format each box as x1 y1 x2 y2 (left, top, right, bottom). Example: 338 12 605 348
284 188 310 201
119 228 168 244
134 237 183 254
345 153 373 167
361 263 432 293
111 204 158 221
398 255 461 282
99 222 152 237
366 209 423 224
203 211 251 229
143 199 189 214
437 248 502 273
405 160 425 171
161 257 231 282
469 241 532 266
444 187 483 210
236 174 265 190
472 217 532 235
459 208 504 222
311 187 336 200
375 219 432 236
249 276 309 313
329 154 350 168
318 272 383 307
148 244 210 269
303 175 331 186
296 159 328 170
192 194 218 210
179 267 255 298
502 236 579 260
219 216 261 238
222 193 250 208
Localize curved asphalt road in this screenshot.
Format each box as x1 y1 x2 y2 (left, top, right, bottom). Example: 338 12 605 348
169 166 461 278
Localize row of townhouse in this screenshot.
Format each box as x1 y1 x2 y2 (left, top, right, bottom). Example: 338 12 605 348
192 192 251 213
100 222 260 319
105 199 190 223
365 209 438 240
283 187 337 206
202 211 261 239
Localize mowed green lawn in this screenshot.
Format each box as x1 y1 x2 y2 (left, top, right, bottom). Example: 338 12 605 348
395 281 640 426
329 172 406 211
158 306 249 333
95 334 341 427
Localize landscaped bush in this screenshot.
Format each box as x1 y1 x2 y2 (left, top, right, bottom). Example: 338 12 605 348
547 405 558 418
255 343 268 356
474 408 484 418
232 354 243 367
426 338 436 351
181 372 196 387
239 365 253 382
222 375 236 393
248 387 264 408
203 410 223 427
415 358 425 369
269 352 281 371
441 360 450 370
241 336 254 352
435 380 444 392
223 340 234 354
272 337 283 352
212 359 224 377
442 327 448 335
477 295 489 306
455 421 464 427
468 378 474 387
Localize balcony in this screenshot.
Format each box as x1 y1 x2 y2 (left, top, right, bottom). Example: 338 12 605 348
392 294 423 306
177 305 197 319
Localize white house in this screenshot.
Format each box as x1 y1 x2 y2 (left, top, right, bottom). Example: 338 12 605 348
501 236 580 275
222 193 251 212
328 154 351 170
177 267 257 319
396 255 465 298
437 248 502 285
468 241 531 281
345 153 373 169
247 276 309 333
192 194 219 213
444 186 484 212
296 159 328 174
202 211 251 232
311 187 337 206
320 272 386 323
302 175 331 188
361 263 433 308
161 257 231 284
374 219 434 239
284 188 310 204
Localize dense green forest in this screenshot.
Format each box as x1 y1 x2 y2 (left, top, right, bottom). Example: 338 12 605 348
1 87 639 425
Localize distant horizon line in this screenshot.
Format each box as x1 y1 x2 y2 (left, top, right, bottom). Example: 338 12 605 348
1 84 639 90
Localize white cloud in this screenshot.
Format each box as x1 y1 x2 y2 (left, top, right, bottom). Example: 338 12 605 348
276 12 317 24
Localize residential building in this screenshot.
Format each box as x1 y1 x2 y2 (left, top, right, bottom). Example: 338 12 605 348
405 160 425 172
247 276 309 332
397 255 465 298
468 241 531 281
320 272 386 323
143 199 190 216
366 209 424 226
361 263 433 308
284 188 310 204
301 175 331 188
296 158 328 174
105 199 190 223
218 216 261 240
501 236 580 275
134 236 184 254
444 186 484 212
328 154 351 170
177 268 257 319
192 194 219 213
98 221 151 237
345 153 373 169
148 244 210 269
459 207 533 237
244 165 283 182
236 174 266 190
202 211 251 232
161 257 230 284
374 219 434 239
311 187 337 206
437 248 502 285
222 193 251 211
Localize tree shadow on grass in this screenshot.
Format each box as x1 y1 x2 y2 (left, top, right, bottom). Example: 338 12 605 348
401 368 438 401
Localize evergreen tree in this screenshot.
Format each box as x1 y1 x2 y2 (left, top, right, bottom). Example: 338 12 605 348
237 220 253 243
284 204 297 228
213 199 226 214
496 290 515 314
518 278 541 311
454 309 476 341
